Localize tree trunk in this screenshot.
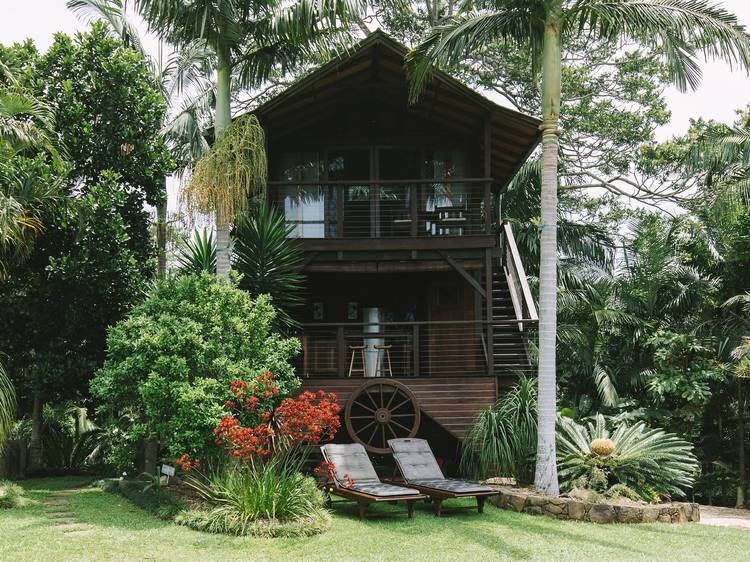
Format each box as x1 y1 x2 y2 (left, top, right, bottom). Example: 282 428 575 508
737 377 746 508
28 390 43 472
214 45 233 279
156 177 168 279
533 3 562 496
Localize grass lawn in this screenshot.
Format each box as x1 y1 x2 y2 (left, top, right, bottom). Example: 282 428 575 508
1 477 749 561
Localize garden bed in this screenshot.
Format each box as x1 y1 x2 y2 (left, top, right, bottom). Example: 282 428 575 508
488 486 700 524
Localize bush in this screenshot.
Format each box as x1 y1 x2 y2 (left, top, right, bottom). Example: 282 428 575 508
0 481 25 509
177 460 329 537
557 414 699 501
460 376 537 482
90 273 300 470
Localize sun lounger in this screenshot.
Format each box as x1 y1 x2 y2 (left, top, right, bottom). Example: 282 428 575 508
388 438 498 516
320 443 426 519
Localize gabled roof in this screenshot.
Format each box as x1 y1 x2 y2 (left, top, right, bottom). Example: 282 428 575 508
250 30 540 191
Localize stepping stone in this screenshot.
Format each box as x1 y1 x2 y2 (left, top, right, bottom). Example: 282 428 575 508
51 518 79 525
47 512 76 518
55 522 88 530
64 529 95 537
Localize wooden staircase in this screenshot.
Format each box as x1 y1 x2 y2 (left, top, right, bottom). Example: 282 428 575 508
485 269 533 376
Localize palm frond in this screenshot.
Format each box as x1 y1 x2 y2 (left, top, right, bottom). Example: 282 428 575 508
0 360 16 449
569 0 750 92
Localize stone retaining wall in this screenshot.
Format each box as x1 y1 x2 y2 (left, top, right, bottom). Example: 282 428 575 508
489 487 700 524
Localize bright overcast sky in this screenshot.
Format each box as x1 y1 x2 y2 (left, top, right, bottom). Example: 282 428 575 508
2 0 749 143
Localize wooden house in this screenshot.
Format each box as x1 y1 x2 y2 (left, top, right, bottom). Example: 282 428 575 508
250 31 539 461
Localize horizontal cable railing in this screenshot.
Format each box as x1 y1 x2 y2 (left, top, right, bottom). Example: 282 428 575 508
268 179 489 239
293 320 535 378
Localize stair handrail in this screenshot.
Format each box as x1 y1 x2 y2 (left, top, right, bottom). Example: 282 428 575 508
502 222 538 322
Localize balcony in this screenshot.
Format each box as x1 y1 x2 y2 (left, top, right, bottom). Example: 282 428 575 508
293 319 534 379
268 179 491 240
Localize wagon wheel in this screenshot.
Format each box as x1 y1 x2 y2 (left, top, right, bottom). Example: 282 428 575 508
345 379 421 455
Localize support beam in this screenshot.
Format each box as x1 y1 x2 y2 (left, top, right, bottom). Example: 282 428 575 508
439 251 486 299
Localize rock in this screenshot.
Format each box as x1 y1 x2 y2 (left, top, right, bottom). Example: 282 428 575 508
507 493 526 513
641 507 661 523
691 504 701 522
588 504 616 524
615 506 643 524
567 500 587 521
545 503 565 515
525 506 543 516
525 495 547 508
657 512 671 523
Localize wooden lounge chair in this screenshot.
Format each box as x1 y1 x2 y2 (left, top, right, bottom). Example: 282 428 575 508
388 438 498 516
320 443 426 519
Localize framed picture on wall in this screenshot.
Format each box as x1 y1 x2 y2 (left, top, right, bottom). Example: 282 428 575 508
347 302 358 320
313 302 324 320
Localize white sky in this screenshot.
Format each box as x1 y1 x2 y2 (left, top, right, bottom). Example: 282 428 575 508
2 0 750 142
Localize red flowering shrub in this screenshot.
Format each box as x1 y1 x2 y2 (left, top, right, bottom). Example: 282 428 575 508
314 460 337 482
176 453 201 472
213 372 340 463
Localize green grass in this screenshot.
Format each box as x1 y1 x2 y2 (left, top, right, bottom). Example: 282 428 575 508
1 476 749 561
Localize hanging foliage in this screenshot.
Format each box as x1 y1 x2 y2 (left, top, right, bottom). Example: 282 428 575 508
183 114 267 224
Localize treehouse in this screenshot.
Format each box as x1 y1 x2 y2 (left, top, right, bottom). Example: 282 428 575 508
249 31 539 462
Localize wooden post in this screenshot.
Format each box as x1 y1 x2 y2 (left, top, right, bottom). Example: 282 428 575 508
410 183 418 237
483 114 492 234
412 324 420 377
485 248 494 376
337 326 346 377
336 185 344 238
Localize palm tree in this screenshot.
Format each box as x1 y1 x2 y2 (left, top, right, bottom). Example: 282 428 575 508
133 0 364 277
408 0 750 494
0 62 64 277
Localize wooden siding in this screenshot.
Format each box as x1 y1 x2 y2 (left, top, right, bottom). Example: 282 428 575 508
299 376 498 440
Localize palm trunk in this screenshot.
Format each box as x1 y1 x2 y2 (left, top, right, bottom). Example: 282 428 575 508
156 177 167 279
215 45 233 279
28 389 43 472
533 3 562 496
737 377 746 508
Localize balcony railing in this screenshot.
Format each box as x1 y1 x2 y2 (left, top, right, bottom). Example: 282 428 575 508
293 319 534 378
268 178 490 239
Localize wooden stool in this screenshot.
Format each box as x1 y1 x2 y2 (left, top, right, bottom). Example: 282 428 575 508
374 344 393 377
348 345 367 377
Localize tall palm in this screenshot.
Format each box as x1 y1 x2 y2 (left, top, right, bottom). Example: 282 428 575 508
408 0 750 494
134 0 365 277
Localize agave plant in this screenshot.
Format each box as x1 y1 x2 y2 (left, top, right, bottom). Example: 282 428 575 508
556 414 698 501
232 202 304 329
460 376 537 483
176 228 217 274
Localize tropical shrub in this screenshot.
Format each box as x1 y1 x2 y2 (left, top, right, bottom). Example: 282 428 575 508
42 403 103 470
460 376 537 482
233 202 304 329
178 373 339 537
176 228 216 274
557 414 699 501
90 273 300 469
0 360 15 449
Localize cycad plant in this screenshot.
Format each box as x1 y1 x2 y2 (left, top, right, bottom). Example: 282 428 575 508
556 413 698 501
233 201 304 329
460 376 537 483
408 0 750 495
177 228 217 274
42 403 103 471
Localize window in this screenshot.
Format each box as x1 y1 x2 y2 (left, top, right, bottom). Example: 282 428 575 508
276 152 333 238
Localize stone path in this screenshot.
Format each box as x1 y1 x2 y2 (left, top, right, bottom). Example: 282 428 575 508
700 505 750 530
43 489 95 537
